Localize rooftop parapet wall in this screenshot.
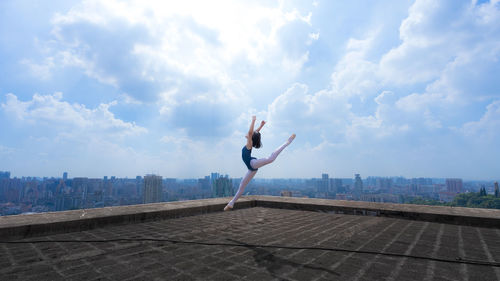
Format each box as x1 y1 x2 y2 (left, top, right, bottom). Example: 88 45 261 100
0 197 254 241
1 196 499 241
250 196 500 228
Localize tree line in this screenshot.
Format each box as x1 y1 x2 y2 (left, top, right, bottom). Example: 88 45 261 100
409 185 500 209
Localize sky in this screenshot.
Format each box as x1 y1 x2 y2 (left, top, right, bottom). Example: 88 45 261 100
0 0 499 180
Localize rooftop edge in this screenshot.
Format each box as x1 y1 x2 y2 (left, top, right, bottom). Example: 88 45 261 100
0 196 499 240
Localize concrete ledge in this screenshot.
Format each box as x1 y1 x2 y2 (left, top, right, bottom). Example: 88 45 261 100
251 196 500 228
1 196 500 240
0 197 254 241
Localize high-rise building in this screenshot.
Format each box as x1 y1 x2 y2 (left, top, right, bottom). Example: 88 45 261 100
198 176 211 191
212 175 233 197
210 173 220 190
63 172 68 181
0 171 10 179
376 178 393 192
494 182 499 197
318 173 330 193
211 173 220 182
331 178 343 193
446 178 463 193
354 174 363 200
411 178 432 186
143 175 163 204
72 177 88 196
135 176 142 197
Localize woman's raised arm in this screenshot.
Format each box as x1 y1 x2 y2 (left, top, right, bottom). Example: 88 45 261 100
256 120 266 133
246 116 256 149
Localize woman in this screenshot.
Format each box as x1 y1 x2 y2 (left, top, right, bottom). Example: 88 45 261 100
224 116 295 211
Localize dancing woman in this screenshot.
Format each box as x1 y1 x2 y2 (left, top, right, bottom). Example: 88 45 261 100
224 116 295 211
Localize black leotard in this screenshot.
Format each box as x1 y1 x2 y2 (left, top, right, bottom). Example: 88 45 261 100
242 146 258 171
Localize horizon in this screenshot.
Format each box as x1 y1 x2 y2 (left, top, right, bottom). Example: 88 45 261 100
1 0 499 179
2 170 499 182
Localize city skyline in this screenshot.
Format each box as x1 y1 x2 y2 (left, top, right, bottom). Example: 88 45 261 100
1 170 498 183
2 168 499 217
1 1 500 179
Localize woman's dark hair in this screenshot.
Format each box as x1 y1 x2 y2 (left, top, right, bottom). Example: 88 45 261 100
252 131 262 149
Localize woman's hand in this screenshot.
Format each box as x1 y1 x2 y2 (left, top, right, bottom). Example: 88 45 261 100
252 115 256 121
256 120 266 133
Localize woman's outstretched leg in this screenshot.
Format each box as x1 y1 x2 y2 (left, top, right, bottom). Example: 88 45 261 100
250 134 295 169
225 169 257 210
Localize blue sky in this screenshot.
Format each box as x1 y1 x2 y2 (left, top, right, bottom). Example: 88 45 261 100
1 0 499 180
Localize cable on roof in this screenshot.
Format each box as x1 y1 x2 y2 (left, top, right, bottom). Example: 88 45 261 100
0 238 499 268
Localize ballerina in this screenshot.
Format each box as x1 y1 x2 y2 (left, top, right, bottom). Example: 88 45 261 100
224 116 295 211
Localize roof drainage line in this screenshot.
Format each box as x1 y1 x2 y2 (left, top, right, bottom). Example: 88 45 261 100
1 238 499 268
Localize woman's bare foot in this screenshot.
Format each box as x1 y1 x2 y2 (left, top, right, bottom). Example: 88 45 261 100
288 133 296 143
224 204 233 211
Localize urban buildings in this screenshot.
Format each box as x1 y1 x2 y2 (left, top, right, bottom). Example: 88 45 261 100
1 169 499 216
280 190 292 197
353 174 363 200
0 171 11 179
143 175 163 204
316 173 330 198
438 178 464 202
212 175 233 198
446 178 463 193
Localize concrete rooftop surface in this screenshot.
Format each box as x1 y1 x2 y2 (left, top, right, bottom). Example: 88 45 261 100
0 196 500 281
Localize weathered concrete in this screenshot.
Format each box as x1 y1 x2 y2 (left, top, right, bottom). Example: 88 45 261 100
0 197 254 240
1 196 500 241
250 196 500 228
1 207 499 281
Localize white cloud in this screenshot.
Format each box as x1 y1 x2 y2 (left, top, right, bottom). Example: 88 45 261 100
0 145 15 155
395 92 442 112
267 83 353 146
282 51 310 75
25 0 319 139
118 93 143 105
1 92 147 138
21 57 55 80
380 0 500 85
3 0 500 178
462 100 500 140
308 32 319 41
328 0 500 137
330 34 380 99
47 0 314 87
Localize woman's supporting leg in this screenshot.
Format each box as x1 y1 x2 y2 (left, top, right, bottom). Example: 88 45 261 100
227 169 257 208
250 134 295 170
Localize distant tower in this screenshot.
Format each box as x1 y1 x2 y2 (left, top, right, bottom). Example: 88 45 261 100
0 171 10 179
210 172 220 189
331 178 343 193
495 182 499 198
63 172 68 181
354 174 363 200
143 175 163 204
446 178 463 193
212 175 233 197
136 176 142 197
318 173 330 198
72 177 88 194
72 177 88 209
211 173 220 182
103 176 112 197
321 173 329 190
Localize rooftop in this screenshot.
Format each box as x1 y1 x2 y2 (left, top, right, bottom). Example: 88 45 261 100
0 196 499 280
